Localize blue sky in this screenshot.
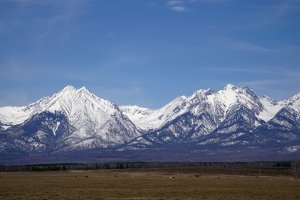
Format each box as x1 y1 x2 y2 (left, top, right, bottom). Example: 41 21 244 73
0 0 300 108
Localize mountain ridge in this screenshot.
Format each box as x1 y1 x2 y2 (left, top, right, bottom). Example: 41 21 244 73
0 86 141 151
0 84 299 163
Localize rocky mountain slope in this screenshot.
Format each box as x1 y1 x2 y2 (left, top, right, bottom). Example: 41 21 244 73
0 86 141 152
0 84 299 162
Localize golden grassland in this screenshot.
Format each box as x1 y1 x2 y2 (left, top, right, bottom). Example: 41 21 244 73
0 170 300 200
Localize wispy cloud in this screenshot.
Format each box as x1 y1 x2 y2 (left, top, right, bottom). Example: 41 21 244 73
1 0 35 4
233 1 300 31
203 67 279 75
170 5 187 12
202 0 233 2
165 0 232 12
167 0 184 6
166 0 196 12
209 37 300 55
0 0 89 44
204 66 300 78
227 40 280 54
166 0 187 12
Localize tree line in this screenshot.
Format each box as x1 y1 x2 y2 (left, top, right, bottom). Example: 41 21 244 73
0 161 299 178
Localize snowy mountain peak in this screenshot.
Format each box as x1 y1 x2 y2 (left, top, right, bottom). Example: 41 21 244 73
123 84 264 130
78 86 90 93
120 105 153 112
215 84 260 110
1 84 300 156
0 85 141 148
260 95 273 102
286 91 300 112
120 105 153 126
223 83 237 90
63 85 76 90
222 84 254 94
0 85 125 128
289 92 300 101
59 85 92 97
224 84 253 94
173 95 187 103
193 88 213 97
61 85 77 93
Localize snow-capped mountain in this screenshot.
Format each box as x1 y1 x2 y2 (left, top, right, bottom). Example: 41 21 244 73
253 107 300 144
123 84 300 152
0 84 299 162
123 84 273 132
284 92 300 112
134 96 189 130
258 95 284 122
0 86 141 151
0 106 31 127
119 105 153 130
0 111 75 153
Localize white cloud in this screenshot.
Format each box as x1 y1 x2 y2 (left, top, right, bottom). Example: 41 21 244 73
200 0 231 2
166 0 189 12
166 0 229 12
170 5 187 12
167 0 184 6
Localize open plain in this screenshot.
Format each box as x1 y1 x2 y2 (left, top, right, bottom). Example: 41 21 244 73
0 170 300 200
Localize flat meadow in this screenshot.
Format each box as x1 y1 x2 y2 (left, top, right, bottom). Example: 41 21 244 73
0 170 300 200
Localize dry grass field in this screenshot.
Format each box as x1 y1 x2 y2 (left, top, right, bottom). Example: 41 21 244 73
0 170 300 200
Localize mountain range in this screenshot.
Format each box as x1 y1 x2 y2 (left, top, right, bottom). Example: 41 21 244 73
0 84 299 163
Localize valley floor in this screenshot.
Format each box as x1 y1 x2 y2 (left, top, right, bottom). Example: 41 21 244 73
0 170 300 200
